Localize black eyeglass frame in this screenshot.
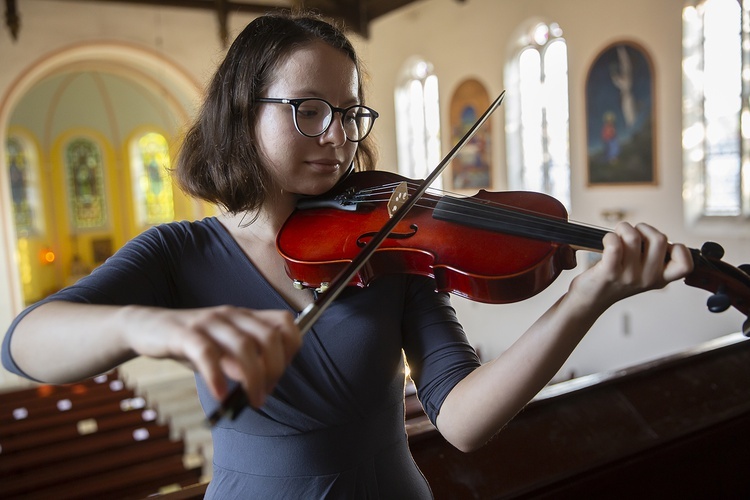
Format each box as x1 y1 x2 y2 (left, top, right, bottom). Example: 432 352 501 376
255 97 379 143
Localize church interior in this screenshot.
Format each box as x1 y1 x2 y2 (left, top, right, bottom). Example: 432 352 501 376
1 0 749 497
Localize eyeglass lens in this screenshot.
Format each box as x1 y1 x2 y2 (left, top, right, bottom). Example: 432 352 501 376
295 99 375 141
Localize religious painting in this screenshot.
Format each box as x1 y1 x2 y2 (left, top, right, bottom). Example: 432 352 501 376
586 41 656 185
449 78 492 190
92 237 113 264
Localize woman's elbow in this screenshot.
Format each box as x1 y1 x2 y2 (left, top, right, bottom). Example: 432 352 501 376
442 431 491 453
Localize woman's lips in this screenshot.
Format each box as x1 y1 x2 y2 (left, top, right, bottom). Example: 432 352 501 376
306 158 342 173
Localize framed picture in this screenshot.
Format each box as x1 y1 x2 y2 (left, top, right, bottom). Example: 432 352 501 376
92 237 113 264
586 41 656 185
449 78 492 190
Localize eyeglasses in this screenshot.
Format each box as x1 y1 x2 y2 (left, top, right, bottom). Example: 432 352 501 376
256 97 379 143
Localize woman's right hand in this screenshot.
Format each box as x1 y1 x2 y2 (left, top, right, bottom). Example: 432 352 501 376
123 305 301 408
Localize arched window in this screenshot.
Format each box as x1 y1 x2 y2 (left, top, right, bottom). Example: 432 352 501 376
6 134 43 236
65 137 107 230
130 132 174 227
395 57 442 187
505 21 570 209
683 0 748 226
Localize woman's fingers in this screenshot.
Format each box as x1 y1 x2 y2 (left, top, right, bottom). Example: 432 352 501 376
212 308 299 407
203 307 300 407
126 306 301 407
665 243 694 281
586 222 693 306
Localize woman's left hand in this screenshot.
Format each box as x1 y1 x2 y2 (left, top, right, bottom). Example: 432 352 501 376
569 222 694 311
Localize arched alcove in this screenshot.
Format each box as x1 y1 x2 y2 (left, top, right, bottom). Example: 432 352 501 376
0 42 201 320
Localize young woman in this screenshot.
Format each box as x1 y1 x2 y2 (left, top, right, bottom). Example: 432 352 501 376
1 11 693 498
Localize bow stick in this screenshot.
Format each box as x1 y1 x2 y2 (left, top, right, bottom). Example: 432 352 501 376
207 91 506 425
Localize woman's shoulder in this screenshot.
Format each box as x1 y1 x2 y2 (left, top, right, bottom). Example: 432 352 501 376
112 217 230 265
139 217 226 246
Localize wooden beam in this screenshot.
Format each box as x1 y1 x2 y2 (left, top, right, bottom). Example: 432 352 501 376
216 0 229 47
42 0 289 15
4 0 20 41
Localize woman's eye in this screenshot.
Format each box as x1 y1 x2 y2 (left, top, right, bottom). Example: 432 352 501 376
297 107 319 119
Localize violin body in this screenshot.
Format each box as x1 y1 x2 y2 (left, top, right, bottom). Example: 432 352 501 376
277 171 580 304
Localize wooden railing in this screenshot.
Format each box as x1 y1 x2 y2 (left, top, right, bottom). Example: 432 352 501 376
407 333 750 498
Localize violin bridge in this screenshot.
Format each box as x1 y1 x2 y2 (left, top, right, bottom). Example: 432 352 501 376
292 279 329 294
388 181 409 218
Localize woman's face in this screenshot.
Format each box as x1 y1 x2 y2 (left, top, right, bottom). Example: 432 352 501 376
255 41 360 197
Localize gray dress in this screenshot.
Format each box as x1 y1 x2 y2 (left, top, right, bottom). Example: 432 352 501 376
2 217 481 498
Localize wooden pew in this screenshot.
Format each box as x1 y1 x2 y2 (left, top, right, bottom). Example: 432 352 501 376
3 431 185 496
0 371 121 416
2 391 142 437
0 372 203 499
20 453 201 500
1 420 172 475
0 381 134 425
406 333 750 498
0 404 157 456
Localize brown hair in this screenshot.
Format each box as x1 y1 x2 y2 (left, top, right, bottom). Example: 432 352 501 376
175 10 377 214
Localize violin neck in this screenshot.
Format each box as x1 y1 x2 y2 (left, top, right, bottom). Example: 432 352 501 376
433 195 608 252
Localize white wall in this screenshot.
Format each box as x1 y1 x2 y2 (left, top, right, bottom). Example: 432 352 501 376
0 0 747 389
363 0 748 376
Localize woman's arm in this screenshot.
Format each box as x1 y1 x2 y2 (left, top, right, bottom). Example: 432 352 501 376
8 301 301 408
436 222 694 452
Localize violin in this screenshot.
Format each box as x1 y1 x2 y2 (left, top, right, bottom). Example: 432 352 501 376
278 169 750 335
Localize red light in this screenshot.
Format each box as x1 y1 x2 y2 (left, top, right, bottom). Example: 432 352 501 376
39 247 56 265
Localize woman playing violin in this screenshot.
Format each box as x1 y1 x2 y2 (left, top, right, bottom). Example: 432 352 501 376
1 10 693 498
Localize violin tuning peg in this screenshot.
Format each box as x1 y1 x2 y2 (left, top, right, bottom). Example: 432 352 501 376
707 291 731 313
700 241 725 260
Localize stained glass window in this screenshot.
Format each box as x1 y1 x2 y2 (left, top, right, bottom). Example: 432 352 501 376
131 132 174 226
6 135 42 235
65 138 107 229
395 58 442 188
506 22 571 210
683 0 748 222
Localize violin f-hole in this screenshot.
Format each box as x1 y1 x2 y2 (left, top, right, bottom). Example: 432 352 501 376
357 224 418 248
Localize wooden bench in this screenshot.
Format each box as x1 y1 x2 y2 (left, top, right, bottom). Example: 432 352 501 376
0 403 158 455
3 430 186 496
20 453 201 500
2 391 143 436
0 371 203 499
0 381 134 425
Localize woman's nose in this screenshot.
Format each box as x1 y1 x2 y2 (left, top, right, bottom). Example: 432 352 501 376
319 113 347 147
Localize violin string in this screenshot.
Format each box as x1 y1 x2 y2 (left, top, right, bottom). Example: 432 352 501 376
353 183 601 240
350 182 609 250
435 196 607 250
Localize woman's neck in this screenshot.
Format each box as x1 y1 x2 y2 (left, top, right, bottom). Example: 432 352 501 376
220 191 299 244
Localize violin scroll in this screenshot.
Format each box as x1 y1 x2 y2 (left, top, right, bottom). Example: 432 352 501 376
685 242 750 336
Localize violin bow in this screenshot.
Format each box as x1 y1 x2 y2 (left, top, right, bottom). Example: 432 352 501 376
207 91 506 425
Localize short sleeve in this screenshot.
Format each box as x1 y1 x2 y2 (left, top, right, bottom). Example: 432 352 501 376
401 276 480 425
